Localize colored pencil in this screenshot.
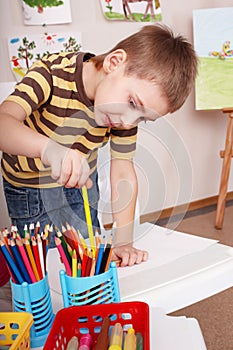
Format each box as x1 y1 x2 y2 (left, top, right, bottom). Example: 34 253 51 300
24 238 40 281
72 250 77 277
16 239 37 283
95 242 105 275
37 234 45 277
55 236 72 276
9 239 31 284
55 228 72 266
35 221 40 238
0 241 24 284
82 186 96 255
31 237 43 280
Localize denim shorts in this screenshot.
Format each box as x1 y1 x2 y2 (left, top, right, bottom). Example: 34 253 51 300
3 171 100 248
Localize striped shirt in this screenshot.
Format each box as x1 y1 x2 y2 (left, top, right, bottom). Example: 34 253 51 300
1 52 137 188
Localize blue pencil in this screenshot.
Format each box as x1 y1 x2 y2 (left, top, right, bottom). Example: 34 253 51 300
0 241 24 284
95 243 105 275
10 239 32 284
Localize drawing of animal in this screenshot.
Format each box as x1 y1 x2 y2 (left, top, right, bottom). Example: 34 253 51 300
122 0 160 20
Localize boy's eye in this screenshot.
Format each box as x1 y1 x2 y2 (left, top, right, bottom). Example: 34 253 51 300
129 98 136 109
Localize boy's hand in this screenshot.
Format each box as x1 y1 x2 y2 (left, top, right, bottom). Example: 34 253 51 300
112 244 148 267
41 140 92 189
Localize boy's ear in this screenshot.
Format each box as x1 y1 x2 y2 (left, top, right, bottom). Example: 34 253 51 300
103 49 127 73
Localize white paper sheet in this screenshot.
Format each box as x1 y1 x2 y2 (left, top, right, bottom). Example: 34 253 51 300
117 223 218 279
151 307 207 349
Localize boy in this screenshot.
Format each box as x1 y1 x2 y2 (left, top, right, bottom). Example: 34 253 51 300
0 24 197 267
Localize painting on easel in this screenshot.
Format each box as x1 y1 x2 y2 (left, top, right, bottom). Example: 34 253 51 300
193 7 233 110
99 0 162 22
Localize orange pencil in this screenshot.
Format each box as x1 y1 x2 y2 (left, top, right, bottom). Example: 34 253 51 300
23 238 40 281
31 237 43 280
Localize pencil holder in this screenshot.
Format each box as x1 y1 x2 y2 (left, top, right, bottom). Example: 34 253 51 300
10 273 54 348
60 262 120 307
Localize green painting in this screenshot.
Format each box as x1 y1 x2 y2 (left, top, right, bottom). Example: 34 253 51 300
193 8 233 110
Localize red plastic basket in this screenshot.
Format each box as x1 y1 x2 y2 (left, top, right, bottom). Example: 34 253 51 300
44 301 150 349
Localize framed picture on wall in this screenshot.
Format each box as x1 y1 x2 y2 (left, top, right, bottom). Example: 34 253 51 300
20 0 72 25
8 32 82 82
99 0 162 22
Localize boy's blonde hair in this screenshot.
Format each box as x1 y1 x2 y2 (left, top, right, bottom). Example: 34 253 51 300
91 24 198 113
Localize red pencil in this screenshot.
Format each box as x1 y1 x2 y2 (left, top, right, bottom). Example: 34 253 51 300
16 239 37 283
55 236 72 276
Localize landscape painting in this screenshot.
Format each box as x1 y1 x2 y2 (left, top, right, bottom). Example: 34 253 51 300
193 7 233 110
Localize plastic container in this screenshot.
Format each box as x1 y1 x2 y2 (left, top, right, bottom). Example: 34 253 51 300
60 262 120 307
44 301 150 349
10 273 54 348
0 312 33 350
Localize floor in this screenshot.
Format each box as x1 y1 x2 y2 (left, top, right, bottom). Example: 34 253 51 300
156 201 233 350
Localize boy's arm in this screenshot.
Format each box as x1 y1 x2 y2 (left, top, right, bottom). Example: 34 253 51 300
110 158 148 267
0 101 92 188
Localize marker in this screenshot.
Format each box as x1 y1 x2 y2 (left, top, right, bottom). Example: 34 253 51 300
123 328 136 350
79 333 92 350
136 332 144 350
66 335 79 350
109 323 123 350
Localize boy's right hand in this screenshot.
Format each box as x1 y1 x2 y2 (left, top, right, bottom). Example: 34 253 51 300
41 140 92 189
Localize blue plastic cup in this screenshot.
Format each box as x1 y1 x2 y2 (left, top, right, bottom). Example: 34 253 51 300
10 273 54 348
60 262 120 307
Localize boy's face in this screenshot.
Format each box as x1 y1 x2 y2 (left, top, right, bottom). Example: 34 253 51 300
93 54 169 129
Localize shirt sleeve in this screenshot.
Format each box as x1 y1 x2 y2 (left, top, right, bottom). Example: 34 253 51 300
109 127 138 160
5 60 52 117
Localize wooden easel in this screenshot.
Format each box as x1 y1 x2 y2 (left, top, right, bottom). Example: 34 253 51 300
215 108 233 229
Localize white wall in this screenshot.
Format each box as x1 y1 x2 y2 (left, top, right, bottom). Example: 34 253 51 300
1 0 233 225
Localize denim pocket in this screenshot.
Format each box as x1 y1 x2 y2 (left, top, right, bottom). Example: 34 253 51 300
3 183 40 219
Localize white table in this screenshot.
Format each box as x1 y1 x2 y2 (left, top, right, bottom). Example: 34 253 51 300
45 222 233 349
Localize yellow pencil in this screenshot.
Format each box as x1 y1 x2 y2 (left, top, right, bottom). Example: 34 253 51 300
72 250 77 277
82 186 96 256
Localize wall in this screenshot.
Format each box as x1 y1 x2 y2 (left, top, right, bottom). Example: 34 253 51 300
0 0 233 227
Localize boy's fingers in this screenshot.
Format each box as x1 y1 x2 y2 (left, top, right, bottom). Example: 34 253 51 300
85 177 93 189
